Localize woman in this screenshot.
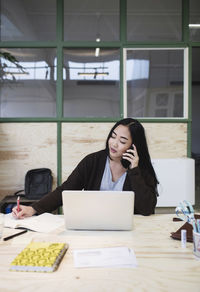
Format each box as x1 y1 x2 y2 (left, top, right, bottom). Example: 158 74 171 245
12 118 159 218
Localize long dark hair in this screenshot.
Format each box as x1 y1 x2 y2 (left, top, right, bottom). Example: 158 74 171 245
105 118 159 187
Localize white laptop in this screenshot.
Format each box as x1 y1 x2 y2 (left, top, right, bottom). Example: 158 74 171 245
62 190 134 231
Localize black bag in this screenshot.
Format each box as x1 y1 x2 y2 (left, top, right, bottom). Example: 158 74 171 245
15 168 53 199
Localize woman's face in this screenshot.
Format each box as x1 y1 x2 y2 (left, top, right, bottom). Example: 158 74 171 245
108 125 132 161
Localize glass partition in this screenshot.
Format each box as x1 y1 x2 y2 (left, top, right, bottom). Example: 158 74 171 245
63 48 120 117
125 48 186 118
64 0 119 41
0 48 57 117
0 0 56 41
189 0 200 41
127 0 182 41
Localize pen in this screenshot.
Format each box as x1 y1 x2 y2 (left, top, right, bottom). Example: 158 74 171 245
17 196 20 212
181 229 187 248
3 229 28 241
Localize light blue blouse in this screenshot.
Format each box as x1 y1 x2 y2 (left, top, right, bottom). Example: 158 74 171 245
100 157 127 191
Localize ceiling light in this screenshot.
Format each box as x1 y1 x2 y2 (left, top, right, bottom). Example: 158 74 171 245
5 71 29 75
95 48 100 57
189 24 200 28
78 72 108 76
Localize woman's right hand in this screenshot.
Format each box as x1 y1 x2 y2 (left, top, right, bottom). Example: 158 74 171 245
12 205 36 219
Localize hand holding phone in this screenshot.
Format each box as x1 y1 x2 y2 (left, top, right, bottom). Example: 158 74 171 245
121 145 134 169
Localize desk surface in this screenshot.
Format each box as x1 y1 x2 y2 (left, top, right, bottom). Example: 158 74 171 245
0 214 200 292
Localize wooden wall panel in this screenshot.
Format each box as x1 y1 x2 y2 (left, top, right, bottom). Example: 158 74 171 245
62 122 187 181
62 123 111 181
144 123 187 158
0 123 57 200
0 122 187 201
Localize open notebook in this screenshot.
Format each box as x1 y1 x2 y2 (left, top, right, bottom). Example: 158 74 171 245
62 190 135 231
4 213 64 233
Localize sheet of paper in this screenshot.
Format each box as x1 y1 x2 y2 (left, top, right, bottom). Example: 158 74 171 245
4 213 64 233
73 246 138 268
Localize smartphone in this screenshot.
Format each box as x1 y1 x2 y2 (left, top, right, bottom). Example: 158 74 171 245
121 145 134 169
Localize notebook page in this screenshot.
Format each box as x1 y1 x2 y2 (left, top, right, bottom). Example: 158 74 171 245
5 213 64 233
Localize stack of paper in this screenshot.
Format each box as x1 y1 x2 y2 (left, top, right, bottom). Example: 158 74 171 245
73 246 137 268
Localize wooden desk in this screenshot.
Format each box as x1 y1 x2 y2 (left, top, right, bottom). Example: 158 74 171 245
0 214 200 292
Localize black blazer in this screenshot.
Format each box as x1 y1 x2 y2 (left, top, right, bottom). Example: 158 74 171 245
32 149 157 215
